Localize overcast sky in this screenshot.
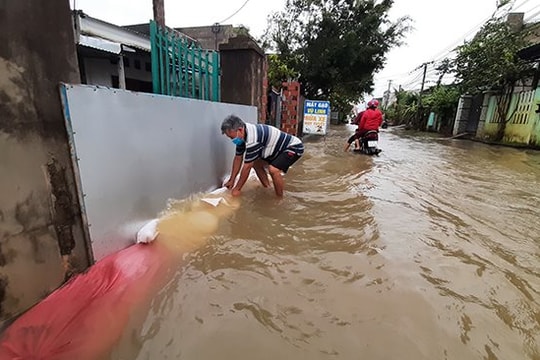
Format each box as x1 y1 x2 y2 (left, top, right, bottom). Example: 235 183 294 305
73 0 540 98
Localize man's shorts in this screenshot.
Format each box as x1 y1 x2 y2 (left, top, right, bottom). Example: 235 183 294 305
268 148 302 173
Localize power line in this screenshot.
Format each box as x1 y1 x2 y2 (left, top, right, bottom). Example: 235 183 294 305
513 0 535 12
374 0 538 96
428 0 540 63
218 0 252 23
524 7 540 21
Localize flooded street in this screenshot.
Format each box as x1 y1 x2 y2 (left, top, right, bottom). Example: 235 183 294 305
115 125 540 360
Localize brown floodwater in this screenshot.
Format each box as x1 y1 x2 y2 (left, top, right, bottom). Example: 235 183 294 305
112 125 540 360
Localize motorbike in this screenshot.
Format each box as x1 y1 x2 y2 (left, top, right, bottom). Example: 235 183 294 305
353 130 382 156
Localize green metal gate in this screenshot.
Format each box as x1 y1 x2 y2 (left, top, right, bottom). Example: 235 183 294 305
150 21 220 101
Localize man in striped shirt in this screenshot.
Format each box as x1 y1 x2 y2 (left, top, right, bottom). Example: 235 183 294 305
221 115 304 197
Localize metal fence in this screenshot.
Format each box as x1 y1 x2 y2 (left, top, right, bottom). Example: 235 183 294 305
150 21 220 101
486 89 537 124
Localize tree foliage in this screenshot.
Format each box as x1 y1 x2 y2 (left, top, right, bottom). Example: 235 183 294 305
423 85 460 117
262 0 409 114
267 54 298 89
385 85 459 134
451 18 533 95
384 88 418 125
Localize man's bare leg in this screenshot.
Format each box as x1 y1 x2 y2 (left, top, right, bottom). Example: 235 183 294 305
253 159 270 187
268 165 285 197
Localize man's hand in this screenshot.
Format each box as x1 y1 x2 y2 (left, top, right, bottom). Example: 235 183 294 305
231 187 241 197
224 178 235 189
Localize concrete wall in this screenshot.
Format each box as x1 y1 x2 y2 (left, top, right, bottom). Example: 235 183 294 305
481 88 540 146
220 35 265 122
475 91 493 138
178 25 236 51
83 58 114 87
452 95 473 135
123 53 152 82
530 101 540 146
0 0 91 327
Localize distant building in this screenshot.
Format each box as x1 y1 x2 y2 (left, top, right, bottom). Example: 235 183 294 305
73 11 153 92
124 23 247 51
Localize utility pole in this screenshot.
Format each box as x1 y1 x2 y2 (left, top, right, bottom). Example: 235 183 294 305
415 62 429 128
384 80 392 110
212 22 222 51
153 0 165 28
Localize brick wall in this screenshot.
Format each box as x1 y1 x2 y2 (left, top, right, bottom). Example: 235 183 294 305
260 58 268 124
280 81 301 135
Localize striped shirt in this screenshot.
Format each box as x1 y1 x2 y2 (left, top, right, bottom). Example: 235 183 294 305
236 123 304 163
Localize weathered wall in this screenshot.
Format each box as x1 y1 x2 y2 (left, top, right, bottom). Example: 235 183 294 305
220 36 265 123
531 101 540 147
475 91 496 139
178 25 236 51
479 88 540 146
452 95 473 136
0 0 91 327
83 57 114 86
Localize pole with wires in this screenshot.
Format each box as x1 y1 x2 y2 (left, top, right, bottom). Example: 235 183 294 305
384 80 392 110
153 0 165 27
414 62 429 129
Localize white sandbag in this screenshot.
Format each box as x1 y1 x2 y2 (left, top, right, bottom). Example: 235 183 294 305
200 197 224 207
136 218 160 244
210 186 228 195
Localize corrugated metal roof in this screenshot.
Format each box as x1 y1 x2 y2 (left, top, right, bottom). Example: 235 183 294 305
75 11 150 52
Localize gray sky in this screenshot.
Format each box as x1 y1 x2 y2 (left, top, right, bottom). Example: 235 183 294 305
73 0 540 98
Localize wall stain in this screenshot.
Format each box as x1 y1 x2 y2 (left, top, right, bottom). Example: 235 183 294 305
0 0 88 327
0 59 38 140
46 157 76 256
0 276 7 318
0 243 6 267
14 192 45 232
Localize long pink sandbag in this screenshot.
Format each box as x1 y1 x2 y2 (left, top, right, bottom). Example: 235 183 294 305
0 242 173 360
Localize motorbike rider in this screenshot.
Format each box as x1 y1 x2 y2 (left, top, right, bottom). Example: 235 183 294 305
344 99 383 152
348 109 365 149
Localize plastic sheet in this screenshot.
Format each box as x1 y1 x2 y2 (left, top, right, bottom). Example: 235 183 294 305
0 242 173 360
0 178 256 359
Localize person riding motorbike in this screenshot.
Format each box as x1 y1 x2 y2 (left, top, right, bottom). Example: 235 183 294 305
344 99 383 152
348 109 365 149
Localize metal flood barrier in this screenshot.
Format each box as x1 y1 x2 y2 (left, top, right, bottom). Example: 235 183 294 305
60 84 256 261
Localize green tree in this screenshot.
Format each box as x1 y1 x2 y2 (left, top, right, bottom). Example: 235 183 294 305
453 19 531 94
263 0 409 115
267 54 298 89
385 88 418 126
423 85 460 134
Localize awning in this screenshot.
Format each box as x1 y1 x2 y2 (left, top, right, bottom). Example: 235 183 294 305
79 34 121 54
75 12 151 52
